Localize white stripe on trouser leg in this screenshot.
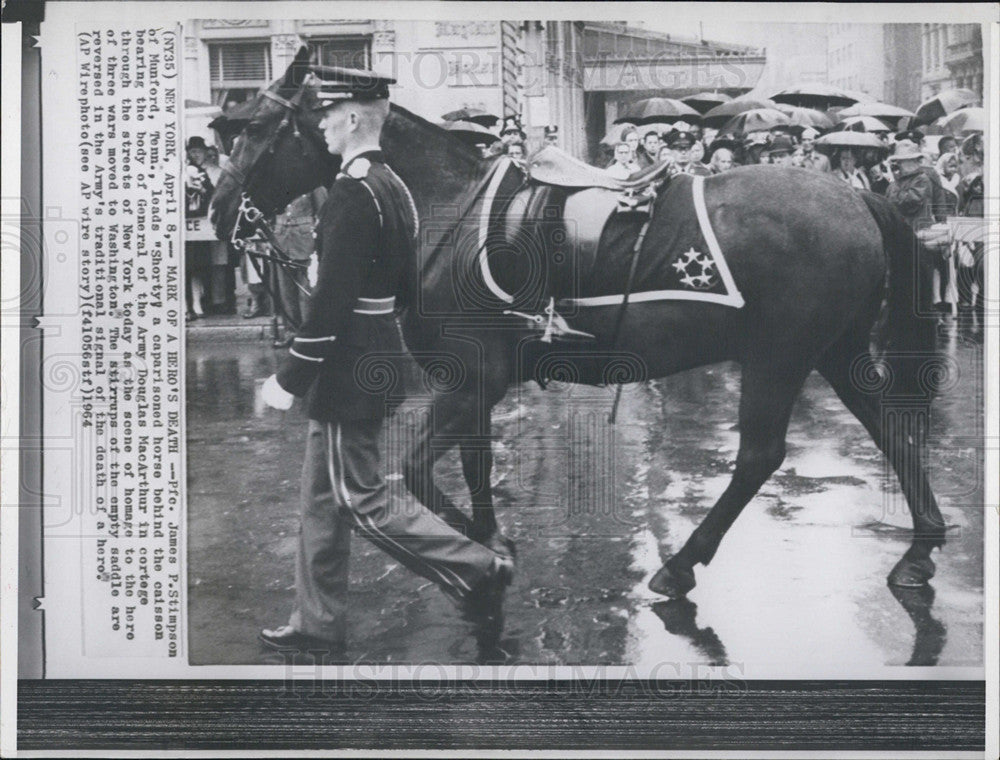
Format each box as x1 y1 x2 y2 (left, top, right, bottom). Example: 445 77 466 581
329 423 471 594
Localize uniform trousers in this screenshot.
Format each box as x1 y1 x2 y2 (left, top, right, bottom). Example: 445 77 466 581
289 418 497 643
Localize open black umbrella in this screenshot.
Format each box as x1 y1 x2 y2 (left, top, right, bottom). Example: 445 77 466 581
935 107 985 136
770 83 862 109
718 108 790 137
913 89 979 126
836 102 914 127
834 115 892 134
813 131 886 154
774 104 835 130
614 97 701 125
438 120 500 146
441 107 500 128
700 98 776 128
681 92 733 114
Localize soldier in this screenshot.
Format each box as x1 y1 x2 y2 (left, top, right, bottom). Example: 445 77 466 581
259 67 513 654
668 130 712 176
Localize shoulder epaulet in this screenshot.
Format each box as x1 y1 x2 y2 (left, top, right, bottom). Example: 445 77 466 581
346 158 371 179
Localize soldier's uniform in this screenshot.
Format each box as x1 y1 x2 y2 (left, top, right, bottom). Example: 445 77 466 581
267 68 502 648
668 130 712 176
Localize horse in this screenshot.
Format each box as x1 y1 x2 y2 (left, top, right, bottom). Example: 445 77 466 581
211 50 948 599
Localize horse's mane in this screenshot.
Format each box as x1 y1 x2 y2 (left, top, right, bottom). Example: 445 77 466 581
387 103 484 170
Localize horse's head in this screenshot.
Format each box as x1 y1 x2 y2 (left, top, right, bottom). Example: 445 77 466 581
210 47 337 241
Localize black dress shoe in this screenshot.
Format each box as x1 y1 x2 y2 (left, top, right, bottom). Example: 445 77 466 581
258 625 343 653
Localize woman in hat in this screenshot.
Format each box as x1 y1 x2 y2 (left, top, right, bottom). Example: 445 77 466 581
708 147 735 174
763 134 796 167
832 147 871 191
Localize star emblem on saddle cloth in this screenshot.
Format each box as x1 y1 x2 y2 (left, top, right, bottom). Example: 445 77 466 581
672 247 718 290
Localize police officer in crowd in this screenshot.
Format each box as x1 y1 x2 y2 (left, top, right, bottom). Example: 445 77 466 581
259 67 513 654
668 130 712 176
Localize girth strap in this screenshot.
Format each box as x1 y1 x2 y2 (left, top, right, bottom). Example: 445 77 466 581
607 214 653 424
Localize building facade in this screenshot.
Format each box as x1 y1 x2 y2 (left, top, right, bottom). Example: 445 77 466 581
184 19 763 162
920 23 983 100
882 25 923 111
827 23 884 98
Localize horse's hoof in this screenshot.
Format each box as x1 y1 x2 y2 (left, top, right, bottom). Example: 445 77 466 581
649 562 696 598
888 555 936 588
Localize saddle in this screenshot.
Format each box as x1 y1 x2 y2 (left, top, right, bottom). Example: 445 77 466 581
526 145 672 193
484 147 671 344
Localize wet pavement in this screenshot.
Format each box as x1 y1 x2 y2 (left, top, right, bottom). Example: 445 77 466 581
187 325 984 671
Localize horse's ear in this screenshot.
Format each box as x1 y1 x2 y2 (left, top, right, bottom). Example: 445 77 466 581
281 46 312 90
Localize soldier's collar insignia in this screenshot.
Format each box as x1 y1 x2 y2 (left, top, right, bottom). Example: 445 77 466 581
346 158 371 179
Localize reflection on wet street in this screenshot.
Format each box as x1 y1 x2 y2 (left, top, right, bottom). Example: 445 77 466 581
187 331 983 672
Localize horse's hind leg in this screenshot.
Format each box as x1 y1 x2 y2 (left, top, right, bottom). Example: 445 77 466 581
401 390 478 538
816 337 947 587
649 360 811 598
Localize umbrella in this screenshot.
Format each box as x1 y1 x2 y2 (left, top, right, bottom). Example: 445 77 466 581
934 106 984 135
813 130 886 156
769 83 863 109
913 88 979 125
774 104 835 129
703 137 741 161
438 120 500 145
718 108 790 136
836 102 915 124
681 92 733 114
440 107 499 128
600 122 636 145
614 97 701 125
834 115 892 133
700 98 776 128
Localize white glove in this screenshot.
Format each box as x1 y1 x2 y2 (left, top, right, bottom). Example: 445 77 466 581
261 374 294 411
307 253 319 288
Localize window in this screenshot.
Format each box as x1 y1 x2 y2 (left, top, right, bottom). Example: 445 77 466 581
209 41 272 106
309 36 371 69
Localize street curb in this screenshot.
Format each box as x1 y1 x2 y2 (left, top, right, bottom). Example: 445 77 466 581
186 321 280 343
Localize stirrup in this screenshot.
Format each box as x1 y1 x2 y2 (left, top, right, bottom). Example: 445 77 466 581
504 297 595 343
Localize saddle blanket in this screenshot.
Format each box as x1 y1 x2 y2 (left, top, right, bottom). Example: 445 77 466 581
477 163 744 312
564 173 744 310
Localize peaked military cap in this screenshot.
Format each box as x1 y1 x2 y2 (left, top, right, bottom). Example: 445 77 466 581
310 65 395 108
666 130 696 149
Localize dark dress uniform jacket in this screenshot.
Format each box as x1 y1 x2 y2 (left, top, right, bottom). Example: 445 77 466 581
276 150 418 422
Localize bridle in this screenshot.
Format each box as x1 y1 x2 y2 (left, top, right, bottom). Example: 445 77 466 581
222 84 333 330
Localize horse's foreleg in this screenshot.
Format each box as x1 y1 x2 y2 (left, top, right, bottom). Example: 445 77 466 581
649 361 810 598
817 339 946 587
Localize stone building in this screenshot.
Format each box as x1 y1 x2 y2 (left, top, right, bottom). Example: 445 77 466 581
920 23 983 100
183 19 763 162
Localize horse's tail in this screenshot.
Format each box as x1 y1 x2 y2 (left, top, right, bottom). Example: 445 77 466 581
859 190 940 402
